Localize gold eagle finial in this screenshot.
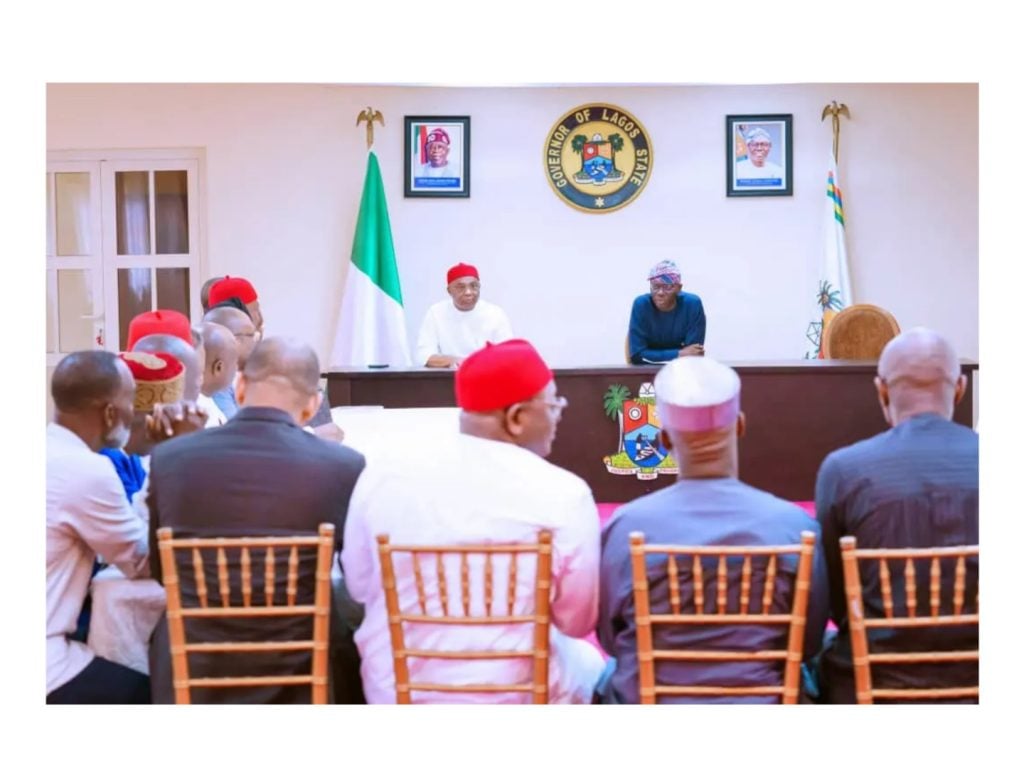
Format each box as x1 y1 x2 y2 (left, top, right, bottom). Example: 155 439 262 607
356 107 385 150
821 100 851 161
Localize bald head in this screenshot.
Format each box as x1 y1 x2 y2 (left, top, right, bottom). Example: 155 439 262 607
235 337 322 425
204 306 257 369
51 350 135 452
875 328 964 425
132 333 204 401
200 322 239 396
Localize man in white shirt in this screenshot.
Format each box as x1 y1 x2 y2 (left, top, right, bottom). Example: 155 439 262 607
415 262 514 368
735 126 785 182
342 339 605 703
47 350 152 703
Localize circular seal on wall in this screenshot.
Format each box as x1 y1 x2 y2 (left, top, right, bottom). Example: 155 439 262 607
543 103 653 213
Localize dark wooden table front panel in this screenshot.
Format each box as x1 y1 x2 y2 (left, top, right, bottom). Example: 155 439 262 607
325 361 977 504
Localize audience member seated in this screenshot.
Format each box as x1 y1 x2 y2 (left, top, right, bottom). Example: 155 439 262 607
47 351 152 704
209 275 264 335
100 351 186 500
145 337 367 703
814 327 978 703
341 339 605 703
198 322 237 427
200 275 225 314
597 356 828 703
204 305 258 419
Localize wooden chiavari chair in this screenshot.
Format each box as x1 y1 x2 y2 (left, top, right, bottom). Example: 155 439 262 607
840 535 979 704
156 523 335 704
376 529 553 704
629 530 817 704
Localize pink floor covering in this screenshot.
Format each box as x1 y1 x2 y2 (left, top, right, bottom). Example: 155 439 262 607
585 499 817 656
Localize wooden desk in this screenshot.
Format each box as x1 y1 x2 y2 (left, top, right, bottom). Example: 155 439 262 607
325 361 977 504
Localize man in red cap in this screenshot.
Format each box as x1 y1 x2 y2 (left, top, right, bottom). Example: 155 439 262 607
208 275 263 335
125 310 192 351
415 262 514 368
342 339 605 704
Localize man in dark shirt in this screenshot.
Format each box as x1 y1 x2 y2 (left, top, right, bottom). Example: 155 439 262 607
815 327 978 703
598 356 827 703
628 260 706 365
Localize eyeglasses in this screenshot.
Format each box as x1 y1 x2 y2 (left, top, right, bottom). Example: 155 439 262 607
540 395 568 414
748 141 771 149
650 283 680 294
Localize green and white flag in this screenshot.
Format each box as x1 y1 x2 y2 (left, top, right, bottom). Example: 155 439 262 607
330 151 411 367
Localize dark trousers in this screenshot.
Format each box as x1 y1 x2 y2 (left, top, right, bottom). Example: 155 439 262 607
47 656 151 705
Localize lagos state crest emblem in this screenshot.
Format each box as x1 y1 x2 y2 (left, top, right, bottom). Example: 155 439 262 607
602 382 678 481
544 103 653 213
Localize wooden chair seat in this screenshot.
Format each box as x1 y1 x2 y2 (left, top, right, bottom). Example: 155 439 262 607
376 530 554 703
840 536 979 703
822 303 900 359
629 531 817 704
156 523 335 704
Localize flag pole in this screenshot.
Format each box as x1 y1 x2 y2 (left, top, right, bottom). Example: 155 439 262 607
356 107 385 150
820 100 851 162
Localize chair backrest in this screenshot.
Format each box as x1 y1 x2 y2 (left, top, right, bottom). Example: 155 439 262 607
821 303 900 359
839 535 979 704
376 529 554 704
156 523 335 704
629 530 817 704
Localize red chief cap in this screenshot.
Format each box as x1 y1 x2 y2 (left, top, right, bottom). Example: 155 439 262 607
126 309 193 350
446 263 479 285
118 351 185 412
426 128 450 146
455 339 553 412
208 275 259 306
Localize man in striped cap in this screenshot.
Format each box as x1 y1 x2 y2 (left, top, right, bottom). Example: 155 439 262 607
597 356 828 703
628 259 706 365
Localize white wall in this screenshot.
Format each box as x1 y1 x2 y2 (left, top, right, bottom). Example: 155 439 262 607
47 83 978 366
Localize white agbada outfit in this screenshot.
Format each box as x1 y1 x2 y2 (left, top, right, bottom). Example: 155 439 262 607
46 424 150 694
341 431 605 703
414 298 513 365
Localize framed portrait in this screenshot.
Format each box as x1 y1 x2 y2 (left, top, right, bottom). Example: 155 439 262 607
404 116 470 198
726 114 793 197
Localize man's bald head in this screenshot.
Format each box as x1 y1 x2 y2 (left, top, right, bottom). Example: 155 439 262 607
132 333 204 401
200 322 239 396
235 337 322 425
51 350 135 452
204 306 257 369
875 327 965 425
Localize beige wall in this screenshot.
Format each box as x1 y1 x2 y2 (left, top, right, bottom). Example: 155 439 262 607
47 83 978 367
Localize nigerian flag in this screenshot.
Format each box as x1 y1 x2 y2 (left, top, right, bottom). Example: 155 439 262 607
330 151 411 367
805 150 853 358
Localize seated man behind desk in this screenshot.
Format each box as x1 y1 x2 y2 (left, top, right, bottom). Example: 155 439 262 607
145 337 366 703
815 328 978 703
342 339 605 703
598 356 827 703
628 259 706 365
415 262 513 368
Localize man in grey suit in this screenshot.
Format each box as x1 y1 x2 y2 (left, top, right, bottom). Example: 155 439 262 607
815 328 978 703
146 337 366 703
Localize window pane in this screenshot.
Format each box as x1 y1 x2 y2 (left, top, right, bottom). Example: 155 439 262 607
46 273 57 353
57 270 97 352
46 173 54 257
156 267 190 318
155 171 189 254
56 172 92 256
115 171 151 255
118 268 152 349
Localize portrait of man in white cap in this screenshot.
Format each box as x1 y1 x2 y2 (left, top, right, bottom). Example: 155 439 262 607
735 125 785 182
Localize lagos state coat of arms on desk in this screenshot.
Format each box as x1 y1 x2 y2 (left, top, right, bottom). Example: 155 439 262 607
602 382 678 480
